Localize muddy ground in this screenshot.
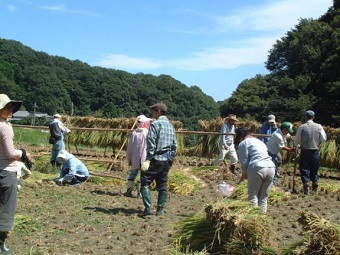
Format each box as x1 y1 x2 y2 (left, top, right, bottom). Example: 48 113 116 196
7 152 340 255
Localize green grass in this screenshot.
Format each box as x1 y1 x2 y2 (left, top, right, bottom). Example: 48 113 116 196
14 126 49 146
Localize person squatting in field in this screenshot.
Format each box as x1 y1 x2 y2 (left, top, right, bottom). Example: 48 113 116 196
54 150 89 187
294 110 327 195
212 114 239 174
0 93 32 255
124 114 153 198
49 114 71 168
266 122 295 187
140 103 177 216
235 127 275 213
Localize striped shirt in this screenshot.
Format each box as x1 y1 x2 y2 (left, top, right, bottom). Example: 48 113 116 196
146 116 177 161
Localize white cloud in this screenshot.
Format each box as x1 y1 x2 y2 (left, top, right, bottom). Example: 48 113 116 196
40 4 102 17
7 5 17 12
96 54 162 70
95 0 332 72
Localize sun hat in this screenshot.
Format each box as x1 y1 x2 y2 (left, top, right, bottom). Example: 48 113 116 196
150 103 168 113
0 94 22 113
267 114 276 123
281 122 294 134
305 110 315 118
53 113 61 118
224 114 238 122
137 115 152 123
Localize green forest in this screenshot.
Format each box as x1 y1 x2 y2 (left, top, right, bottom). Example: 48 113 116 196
1 1 340 128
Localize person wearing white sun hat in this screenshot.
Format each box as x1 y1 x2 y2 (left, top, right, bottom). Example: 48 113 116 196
0 94 26 255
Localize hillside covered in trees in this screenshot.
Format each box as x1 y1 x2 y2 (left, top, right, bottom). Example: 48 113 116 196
1 1 340 128
220 1 340 127
0 38 219 130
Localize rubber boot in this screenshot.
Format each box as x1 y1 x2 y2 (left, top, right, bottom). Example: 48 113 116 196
312 182 318 193
303 182 310 195
136 182 141 199
230 164 236 174
0 232 13 255
140 186 152 216
123 180 134 197
156 190 167 216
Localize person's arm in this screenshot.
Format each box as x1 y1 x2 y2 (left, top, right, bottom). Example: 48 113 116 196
294 127 302 146
146 124 157 160
319 125 327 144
1 125 22 159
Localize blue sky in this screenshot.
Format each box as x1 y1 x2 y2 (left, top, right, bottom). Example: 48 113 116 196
0 0 333 101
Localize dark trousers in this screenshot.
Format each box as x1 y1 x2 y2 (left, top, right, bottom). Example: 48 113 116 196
140 159 172 191
0 171 17 232
299 150 320 184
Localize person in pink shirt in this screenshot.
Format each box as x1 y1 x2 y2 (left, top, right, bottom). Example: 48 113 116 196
123 115 152 197
0 94 27 255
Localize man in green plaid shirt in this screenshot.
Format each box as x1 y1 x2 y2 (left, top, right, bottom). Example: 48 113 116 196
140 103 177 217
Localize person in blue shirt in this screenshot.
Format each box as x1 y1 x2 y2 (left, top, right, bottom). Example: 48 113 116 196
54 150 89 187
259 115 277 145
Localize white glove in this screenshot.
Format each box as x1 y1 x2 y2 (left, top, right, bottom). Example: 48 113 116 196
141 160 150 172
55 178 64 186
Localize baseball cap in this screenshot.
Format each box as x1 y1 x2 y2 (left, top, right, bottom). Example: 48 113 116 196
137 115 152 123
305 110 315 117
281 122 294 134
267 114 276 123
150 103 168 113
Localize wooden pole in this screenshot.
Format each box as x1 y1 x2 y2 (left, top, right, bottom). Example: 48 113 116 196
107 117 139 173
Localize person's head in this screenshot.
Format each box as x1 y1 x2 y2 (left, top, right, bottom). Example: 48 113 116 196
56 150 69 164
224 114 238 125
305 110 315 121
150 103 167 119
137 114 152 129
267 114 276 126
234 127 251 146
280 122 294 135
0 94 22 120
53 113 61 119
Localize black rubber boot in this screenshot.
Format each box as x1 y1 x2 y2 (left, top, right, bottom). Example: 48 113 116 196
312 182 318 192
123 181 134 197
156 190 167 216
230 164 236 174
139 186 152 216
0 232 13 255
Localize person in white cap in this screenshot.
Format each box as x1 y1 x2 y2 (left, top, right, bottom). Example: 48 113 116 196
123 115 153 197
260 114 277 145
0 93 26 254
54 150 89 187
49 114 71 168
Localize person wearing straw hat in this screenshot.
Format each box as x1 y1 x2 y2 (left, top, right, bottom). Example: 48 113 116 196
212 114 239 174
294 110 327 194
49 113 71 168
0 94 28 254
124 115 153 197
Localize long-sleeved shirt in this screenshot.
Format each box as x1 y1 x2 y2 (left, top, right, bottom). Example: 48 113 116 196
126 127 148 169
49 119 71 140
259 122 277 144
294 120 327 150
238 136 275 173
57 150 89 181
146 116 177 161
0 119 22 172
267 128 286 155
220 122 235 148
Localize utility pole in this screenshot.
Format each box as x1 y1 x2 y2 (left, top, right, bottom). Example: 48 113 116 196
31 102 37 126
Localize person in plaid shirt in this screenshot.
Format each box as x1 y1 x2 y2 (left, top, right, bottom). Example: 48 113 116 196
140 103 177 217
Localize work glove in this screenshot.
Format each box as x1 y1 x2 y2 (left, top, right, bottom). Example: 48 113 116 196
20 149 33 170
141 160 150 172
55 178 64 186
223 145 230 150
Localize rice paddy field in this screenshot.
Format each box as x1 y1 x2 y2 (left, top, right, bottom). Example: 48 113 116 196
8 122 340 255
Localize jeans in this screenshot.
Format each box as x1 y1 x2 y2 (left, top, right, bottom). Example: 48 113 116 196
299 150 320 184
127 169 139 181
